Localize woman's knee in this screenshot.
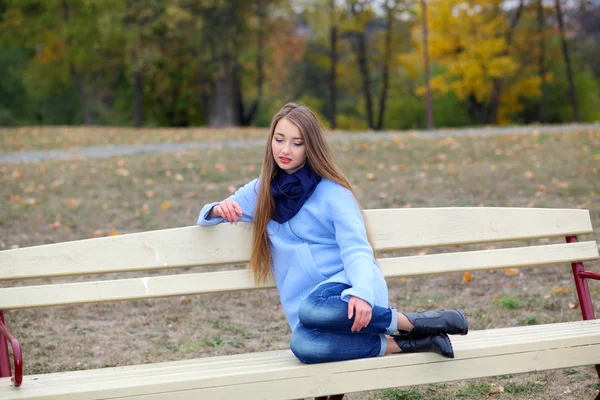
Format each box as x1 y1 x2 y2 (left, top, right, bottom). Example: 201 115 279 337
298 293 342 328
298 296 318 327
290 327 332 364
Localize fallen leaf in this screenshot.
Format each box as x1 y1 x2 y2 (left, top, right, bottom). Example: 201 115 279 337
489 385 504 395
214 163 227 172
145 191 154 199
116 168 129 177
463 272 473 283
505 268 520 276
524 171 534 178
568 302 579 309
49 221 61 230
378 192 388 199
417 250 427 256
66 198 79 207
145 179 154 186
360 144 370 151
366 173 376 180
161 202 172 210
141 204 150 213
552 285 568 294
175 174 184 182
108 230 119 236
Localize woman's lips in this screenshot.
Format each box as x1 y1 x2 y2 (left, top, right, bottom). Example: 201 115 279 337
279 157 291 164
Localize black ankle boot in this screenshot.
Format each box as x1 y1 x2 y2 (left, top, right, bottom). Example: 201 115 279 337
393 333 454 359
402 309 468 336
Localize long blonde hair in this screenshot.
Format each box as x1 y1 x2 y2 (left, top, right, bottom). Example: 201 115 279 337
250 102 376 284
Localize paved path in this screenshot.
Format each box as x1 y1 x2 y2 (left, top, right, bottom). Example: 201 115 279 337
1 123 597 164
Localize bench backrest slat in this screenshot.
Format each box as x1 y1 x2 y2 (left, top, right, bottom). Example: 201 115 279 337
2 241 596 310
0 208 593 281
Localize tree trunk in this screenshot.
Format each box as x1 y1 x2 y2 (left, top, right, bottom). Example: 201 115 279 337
63 0 92 125
328 0 337 129
208 2 235 127
132 69 143 128
239 0 266 126
555 0 580 122
484 0 524 124
198 7 212 124
420 0 434 130
232 61 245 125
212 73 234 127
349 1 374 130
537 0 548 123
377 0 394 130
356 30 374 129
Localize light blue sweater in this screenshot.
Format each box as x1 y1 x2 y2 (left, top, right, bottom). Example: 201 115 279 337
197 178 389 331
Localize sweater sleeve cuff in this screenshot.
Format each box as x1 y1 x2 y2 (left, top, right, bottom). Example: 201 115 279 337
340 286 374 308
197 202 224 226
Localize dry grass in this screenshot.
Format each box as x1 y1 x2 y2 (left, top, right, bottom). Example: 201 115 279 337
1 127 600 399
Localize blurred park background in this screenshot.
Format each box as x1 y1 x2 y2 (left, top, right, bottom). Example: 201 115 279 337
0 0 599 130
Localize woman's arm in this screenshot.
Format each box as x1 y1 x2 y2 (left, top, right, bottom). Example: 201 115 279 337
329 186 375 307
197 178 259 226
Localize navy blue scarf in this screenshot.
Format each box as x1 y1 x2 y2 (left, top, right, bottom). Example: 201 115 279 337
270 163 322 223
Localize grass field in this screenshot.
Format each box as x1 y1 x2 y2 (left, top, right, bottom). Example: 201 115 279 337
1 126 600 399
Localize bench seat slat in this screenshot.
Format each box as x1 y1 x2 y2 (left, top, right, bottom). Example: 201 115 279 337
1 320 599 400
1 241 597 310
4 321 600 387
0 208 593 281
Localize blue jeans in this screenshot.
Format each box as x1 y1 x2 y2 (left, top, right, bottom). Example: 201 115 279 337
289 283 398 364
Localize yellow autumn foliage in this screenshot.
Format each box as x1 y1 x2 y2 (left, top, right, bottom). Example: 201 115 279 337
409 0 544 124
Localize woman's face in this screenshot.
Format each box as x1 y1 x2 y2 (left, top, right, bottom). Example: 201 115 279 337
271 117 307 174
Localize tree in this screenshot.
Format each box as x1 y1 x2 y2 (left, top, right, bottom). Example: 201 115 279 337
418 0 541 124
345 0 401 130
348 0 375 129
329 0 338 129
420 0 434 129
537 0 548 122
555 0 580 122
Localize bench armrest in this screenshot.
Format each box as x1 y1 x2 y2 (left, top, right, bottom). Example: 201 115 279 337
0 316 22 388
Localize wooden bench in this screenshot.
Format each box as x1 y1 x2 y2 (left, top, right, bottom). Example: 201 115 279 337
1 207 599 399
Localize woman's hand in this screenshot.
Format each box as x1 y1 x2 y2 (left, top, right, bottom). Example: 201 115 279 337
214 200 243 223
348 296 372 332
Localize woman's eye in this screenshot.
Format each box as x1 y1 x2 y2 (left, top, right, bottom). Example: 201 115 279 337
293 143 303 147
275 139 283 143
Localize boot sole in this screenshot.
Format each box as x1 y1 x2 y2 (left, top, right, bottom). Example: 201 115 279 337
455 309 469 335
439 333 455 359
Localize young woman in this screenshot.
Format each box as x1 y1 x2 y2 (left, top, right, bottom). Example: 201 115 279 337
197 103 468 364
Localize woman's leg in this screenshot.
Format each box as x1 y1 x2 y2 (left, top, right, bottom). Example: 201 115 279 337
299 283 468 336
297 283 398 335
290 323 389 364
290 324 454 364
